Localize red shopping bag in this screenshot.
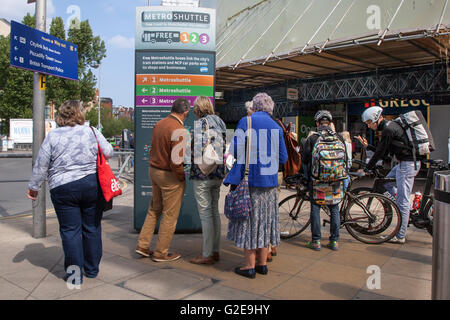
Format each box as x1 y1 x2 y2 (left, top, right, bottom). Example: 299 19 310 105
97 145 122 202
90 127 122 202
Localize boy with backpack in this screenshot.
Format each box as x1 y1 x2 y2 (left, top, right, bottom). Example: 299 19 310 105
356 106 433 243
301 110 348 251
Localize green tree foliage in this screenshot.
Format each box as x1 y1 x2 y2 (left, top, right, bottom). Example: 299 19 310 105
85 107 134 139
0 14 106 135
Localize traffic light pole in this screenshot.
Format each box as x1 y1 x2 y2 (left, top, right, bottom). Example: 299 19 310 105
32 0 47 239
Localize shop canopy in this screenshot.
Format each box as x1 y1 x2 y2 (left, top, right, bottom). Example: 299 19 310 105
216 0 450 91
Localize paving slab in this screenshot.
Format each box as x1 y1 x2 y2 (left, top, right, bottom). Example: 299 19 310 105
0 278 30 300
381 257 432 281
320 248 392 270
184 284 263 300
359 272 432 300
264 276 359 300
29 269 105 300
60 283 153 300
296 261 368 288
215 269 293 296
121 268 216 300
95 255 157 284
353 290 402 300
2 268 51 293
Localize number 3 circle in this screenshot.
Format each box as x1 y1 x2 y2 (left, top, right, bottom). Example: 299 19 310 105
199 33 210 45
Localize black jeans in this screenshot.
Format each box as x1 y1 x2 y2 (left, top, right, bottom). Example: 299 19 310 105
50 174 104 280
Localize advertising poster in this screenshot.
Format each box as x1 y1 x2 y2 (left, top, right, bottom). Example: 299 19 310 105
134 6 216 231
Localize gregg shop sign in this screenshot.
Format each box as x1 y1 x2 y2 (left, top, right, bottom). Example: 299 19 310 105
142 11 210 24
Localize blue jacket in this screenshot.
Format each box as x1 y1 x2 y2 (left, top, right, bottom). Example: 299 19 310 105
224 112 288 188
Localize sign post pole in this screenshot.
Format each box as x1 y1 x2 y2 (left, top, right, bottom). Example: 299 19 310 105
32 0 47 239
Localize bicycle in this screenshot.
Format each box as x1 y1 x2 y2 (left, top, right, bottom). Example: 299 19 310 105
350 159 448 236
278 173 402 244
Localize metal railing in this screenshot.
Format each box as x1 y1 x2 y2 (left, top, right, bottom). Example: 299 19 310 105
113 148 134 180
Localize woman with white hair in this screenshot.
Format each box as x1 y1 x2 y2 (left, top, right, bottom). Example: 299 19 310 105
224 92 288 279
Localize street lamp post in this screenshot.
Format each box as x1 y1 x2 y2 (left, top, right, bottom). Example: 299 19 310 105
32 0 47 239
97 63 102 132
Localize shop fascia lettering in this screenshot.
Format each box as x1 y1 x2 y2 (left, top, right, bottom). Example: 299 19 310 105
365 98 430 108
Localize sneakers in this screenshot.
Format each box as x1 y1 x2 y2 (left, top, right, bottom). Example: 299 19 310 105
152 252 181 262
212 252 220 262
389 236 406 244
135 246 153 257
306 240 321 251
326 241 339 251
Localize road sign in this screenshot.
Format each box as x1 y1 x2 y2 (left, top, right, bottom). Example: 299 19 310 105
10 21 78 81
39 74 46 90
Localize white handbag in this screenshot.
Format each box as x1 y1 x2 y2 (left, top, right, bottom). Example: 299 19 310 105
197 118 221 176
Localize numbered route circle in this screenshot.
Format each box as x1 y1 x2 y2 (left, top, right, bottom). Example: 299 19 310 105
180 32 190 44
190 32 199 44
199 33 210 45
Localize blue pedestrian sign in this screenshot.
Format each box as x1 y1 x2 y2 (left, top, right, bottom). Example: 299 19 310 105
10 21 78 81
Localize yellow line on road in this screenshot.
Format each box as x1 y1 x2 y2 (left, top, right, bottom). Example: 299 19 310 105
0 179 128 221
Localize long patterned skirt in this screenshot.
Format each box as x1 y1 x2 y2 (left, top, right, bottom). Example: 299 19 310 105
227 187 280 250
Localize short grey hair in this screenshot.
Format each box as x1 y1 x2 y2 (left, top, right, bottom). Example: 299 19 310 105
252 92 274 116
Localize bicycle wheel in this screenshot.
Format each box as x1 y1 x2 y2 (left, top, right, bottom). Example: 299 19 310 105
344 193 402 244
349 187 372 195
278 194 311 239
423 200 434 236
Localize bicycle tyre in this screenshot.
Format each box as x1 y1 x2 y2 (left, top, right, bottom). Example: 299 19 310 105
424 200 433 236
349 187 372 195
344 193 402 244
278 194 311 239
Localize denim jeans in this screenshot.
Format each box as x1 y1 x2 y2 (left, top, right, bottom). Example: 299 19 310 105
50 174 104 280
192 179 223 257
310 200 340 242
383 161 421 239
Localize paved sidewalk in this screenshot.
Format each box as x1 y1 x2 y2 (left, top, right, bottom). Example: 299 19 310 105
0 182 434 300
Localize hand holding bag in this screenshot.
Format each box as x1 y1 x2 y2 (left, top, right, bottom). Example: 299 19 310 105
90 127 122 207
224 116 253 220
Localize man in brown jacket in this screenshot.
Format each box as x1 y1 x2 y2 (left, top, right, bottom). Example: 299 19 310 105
136 98 191 262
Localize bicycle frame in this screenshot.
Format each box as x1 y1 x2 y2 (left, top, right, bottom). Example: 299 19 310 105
352 159 448 227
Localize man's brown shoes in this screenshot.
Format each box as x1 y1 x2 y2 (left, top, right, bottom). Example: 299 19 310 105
189 255 215 265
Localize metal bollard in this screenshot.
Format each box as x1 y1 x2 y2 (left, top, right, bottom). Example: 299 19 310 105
432 170 450 300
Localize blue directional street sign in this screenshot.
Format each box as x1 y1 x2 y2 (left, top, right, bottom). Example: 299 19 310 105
10 20 79 81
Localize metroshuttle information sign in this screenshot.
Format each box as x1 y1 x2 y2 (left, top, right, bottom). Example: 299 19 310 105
10 21 78 81
134 6 216 231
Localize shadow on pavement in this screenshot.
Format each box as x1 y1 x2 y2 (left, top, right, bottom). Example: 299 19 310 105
13 243 64 279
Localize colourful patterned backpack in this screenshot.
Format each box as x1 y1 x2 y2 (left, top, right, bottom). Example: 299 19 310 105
311 129 348 205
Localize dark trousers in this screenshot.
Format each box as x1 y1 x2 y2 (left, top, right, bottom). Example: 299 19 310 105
50 174 104 279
